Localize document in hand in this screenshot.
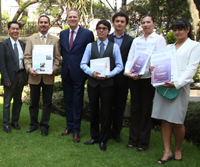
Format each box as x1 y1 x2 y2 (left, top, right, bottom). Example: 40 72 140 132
90 57 110 77
32 45 54 74
130 43 155 75
151 46 178 87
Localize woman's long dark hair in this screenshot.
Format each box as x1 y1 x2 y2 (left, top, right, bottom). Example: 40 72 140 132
171 18 193 39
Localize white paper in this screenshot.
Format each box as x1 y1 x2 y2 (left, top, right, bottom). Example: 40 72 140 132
90 57 110 76
32 45 54 74
131 43 155 75
151 46 178 87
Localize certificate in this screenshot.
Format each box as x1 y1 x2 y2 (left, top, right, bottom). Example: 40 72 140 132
151 46 178 86
32 45 54 74
90 57 110 77
130 42 155 75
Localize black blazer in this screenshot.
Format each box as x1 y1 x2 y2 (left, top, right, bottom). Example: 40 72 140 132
108 33 134 67
0 38 28 85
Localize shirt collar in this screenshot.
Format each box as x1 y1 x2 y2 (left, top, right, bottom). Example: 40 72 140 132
141 31 156 39
39 32 48 38
10 37 19 45
97 38 108 46
70 25 79 34
113 32 124 38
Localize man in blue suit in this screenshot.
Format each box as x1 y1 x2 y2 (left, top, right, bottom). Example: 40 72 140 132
60 9 94 142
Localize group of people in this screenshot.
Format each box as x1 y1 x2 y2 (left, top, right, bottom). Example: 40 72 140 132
0 8 200 164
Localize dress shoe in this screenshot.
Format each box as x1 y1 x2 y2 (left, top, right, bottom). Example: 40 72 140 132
99 142 107 151
41 130 48 136
113 137 124 143
84 139 98 145
73 133 80 143
26 127 38 133
3 126 11 133
11 123 20 130
59 128 72 136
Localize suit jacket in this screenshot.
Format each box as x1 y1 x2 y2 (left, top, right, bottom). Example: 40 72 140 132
169 38 200 89
60 26 94 82
24 34 61 85
0 38 27 85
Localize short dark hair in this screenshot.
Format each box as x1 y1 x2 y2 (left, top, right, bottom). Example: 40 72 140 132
96 20 111 31
112 12 129 24
8 21 21 29
38 15 50 24
67 9 80 18
141 14 155 23
171 18 193 39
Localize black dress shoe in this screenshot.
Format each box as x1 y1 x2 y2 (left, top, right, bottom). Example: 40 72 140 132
26 127 38 133
11 123 20 130
41 130 48 136
3 126 11 133
99 142 107 151
84 139 98 145
114 138 124 143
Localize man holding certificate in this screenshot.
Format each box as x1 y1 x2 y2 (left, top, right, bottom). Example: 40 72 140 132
24 15 61 136
80 20 123 151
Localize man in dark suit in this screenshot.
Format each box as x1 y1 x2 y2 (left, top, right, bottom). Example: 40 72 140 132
60 9 94 142
24 15 61 136
108 12 134 143
0 21 27 133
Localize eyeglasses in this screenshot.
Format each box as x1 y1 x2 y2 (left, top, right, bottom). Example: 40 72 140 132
97 27 108 31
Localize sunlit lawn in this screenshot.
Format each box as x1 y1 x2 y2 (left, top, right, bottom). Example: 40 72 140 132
0 97 199 167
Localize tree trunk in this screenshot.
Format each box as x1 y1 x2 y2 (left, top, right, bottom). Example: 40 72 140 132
187 0 200 40
122 0 127 12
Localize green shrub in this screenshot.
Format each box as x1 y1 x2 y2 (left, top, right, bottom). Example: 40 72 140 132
185 101 200 146
53 81 63 91
165 31 176 44
0 86 4 96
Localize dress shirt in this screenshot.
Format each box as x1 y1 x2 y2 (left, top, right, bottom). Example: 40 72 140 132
125 32 166 79
10 37 24 69
113 32 124 48
39 32 48 44
80 38 123 78
69 26 80 42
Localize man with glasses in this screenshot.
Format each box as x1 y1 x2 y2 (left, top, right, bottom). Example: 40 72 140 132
80 20 123 151
0 21 28 133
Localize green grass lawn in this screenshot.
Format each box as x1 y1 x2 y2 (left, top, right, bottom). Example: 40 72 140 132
0 97 199 167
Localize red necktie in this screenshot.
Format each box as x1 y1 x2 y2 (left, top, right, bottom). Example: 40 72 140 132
69 30 74 50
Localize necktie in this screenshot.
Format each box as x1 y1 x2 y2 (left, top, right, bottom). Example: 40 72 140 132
14 43 19 71
41 35 45 45
69 30 74 50
100 42 104 57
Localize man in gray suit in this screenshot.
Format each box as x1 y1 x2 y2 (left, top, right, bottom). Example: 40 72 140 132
0 21 27 133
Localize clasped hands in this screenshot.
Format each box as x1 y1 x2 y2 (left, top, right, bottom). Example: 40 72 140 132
28 68 54 76
92 71 107 80
149 66 175 88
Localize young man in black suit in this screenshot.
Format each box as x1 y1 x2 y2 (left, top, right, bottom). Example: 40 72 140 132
0 21 27 133
108 12 134 143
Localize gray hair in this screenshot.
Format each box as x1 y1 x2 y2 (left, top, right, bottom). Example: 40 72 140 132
67 9 80 18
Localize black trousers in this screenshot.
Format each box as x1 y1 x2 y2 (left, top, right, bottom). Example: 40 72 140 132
29 80 53 131
88 84 114 142
3 71 25 126
128 78 155 150
111 72 129 139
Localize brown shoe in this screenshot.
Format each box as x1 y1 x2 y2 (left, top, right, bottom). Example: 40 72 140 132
59 128 72 136
73 133 80 143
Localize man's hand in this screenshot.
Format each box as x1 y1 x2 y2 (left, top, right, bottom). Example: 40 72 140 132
28 68 38 76
125 70 141 80
149 66 155 73
5 82 11 87
92 71 107 80
46 70 54 76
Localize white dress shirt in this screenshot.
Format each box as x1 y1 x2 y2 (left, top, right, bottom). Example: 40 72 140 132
69 26 80 42
39 32 48 44
125 32 167 79
10 37 24 69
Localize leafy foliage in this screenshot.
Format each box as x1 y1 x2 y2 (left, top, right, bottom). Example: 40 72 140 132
165 31 176 44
